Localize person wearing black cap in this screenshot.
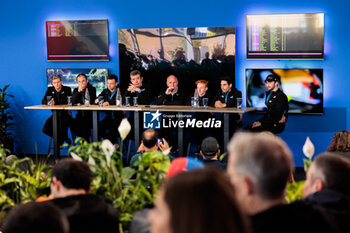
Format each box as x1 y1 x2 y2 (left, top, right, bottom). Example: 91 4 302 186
200 136 227 170
247 74 288 134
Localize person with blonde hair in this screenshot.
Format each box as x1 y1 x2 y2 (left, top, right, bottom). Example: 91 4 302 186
41 75 72 145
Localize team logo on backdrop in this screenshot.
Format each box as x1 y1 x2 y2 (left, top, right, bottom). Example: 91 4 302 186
143 110 222 129
144 111 162 129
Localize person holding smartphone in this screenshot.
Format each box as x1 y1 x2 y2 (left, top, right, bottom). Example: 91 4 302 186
129 129 170 167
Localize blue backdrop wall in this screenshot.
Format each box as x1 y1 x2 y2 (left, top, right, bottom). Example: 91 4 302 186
1 0 349 166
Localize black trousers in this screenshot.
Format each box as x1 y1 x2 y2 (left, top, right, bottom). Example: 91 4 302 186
214 113 241 150
99 115 122 144
42 114 71 145
70 116 93 142
185 112 214 151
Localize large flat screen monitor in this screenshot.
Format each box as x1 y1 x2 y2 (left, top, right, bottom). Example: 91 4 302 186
46 68 108 95
46 20 109 61
246 69 323 114
118 27 236 98
246 13 324 59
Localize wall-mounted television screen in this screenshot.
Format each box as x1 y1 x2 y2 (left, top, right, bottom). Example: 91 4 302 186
118 27 236 98
46 19 109 61
46 68 108 95
246 13 324 59
246 69 323 114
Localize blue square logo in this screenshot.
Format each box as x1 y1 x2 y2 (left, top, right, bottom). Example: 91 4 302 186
143 110 162 129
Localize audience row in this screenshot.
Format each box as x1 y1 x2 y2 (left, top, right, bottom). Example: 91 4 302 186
2 131 350 233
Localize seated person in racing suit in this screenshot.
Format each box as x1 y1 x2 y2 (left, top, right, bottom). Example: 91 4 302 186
247 74 288 134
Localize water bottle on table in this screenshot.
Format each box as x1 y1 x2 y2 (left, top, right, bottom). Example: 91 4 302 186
116 88 122 107
193 89 199 108
84 88 90 106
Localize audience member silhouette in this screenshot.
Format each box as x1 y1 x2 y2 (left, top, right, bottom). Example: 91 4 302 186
50 159 119 233
148 168 251 233
2 201 69 233
327 130 350 160
303 152 350 233
227 132 338 233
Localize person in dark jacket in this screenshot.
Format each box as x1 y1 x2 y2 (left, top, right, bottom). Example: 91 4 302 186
71 73 96 142
50 159 119 233
156 75 186 150
227 132 338 233
303 152 350 233
186 80 213 106
250 201 338 233
2 201 69 233
156 75 186 105
200 136 226 170
94 74 123 144
123 70 152 141
185 80 214 148
123 70 152 105
213 78 242 147
213 78 242 109
185 80 212 107
248 74 288 134
42 75 72 145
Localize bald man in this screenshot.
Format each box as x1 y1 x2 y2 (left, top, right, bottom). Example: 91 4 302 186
156 75 186 105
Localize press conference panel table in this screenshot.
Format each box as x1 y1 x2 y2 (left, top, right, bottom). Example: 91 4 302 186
25 105 255 159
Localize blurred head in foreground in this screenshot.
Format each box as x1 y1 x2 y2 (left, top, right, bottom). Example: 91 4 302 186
149 168 251 233
2 201 69 233
303 152 350 198
227 132 293 214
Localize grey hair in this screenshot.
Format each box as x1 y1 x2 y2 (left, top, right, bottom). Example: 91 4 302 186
311 152 350 196
227 132 293 200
